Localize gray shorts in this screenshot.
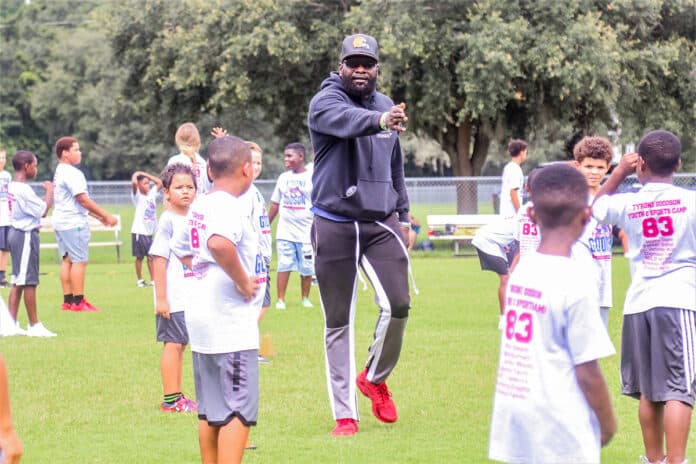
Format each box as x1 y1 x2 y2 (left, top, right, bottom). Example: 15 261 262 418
621 307 696 405
9 228 39 286
193 350 258 427
55 226 90 263
475 240 519 275
132 234 153 259
0 225 9 251
156 311 189 344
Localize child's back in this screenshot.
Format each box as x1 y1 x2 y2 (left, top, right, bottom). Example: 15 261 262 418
593 179 695 314
181 191 265 354
489 252 614 463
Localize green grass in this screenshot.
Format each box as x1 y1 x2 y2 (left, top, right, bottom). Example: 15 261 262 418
2 211 696 462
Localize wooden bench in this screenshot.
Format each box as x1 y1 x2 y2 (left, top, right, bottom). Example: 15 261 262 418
39 214 123 263
426 214 498 254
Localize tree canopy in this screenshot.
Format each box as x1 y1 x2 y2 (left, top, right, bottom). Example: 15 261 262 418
1 0 694 180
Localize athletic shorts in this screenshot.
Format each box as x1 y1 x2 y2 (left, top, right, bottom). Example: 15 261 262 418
475 240 519 275
8 227 39 286
621 307 696 406
0 226 9 251
276 239 314 276
263 272 271 308
55 226 90 263
156 311 189 344
132 233 153 259
193 350 259 427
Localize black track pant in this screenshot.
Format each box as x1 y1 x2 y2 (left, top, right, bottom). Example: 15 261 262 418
311 214 410 420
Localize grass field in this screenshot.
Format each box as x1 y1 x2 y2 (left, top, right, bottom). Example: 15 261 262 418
1 205 695 463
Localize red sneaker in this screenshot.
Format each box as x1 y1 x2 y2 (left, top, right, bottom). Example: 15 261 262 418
60 302 73 311
70 300 100 312
356 369 398 423
161 396 196 413
331 418 358 436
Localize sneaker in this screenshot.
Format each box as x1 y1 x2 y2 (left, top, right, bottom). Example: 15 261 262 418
356 369 398 423
60 302 72 311
70 299 100 312
180 394 198 412
161 396 196 413
331 418 358 436
301 298 313 308
146 281 154 287
275 300 286 310
258 355 270 364
0 321 26 337
137 279 146 288
0 280 10 288
27 322 57 337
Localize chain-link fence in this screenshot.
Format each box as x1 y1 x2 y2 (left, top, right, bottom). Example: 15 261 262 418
28 174 696 211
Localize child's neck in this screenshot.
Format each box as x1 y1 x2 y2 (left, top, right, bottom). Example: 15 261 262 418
169 204 189 215
536 229 577 257
211 177 248 197
13 173 27 182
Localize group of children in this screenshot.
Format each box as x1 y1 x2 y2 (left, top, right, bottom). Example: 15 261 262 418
484 130 695 464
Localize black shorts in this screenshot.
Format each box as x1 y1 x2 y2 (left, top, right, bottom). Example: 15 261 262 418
475 240 519 275
9 227 39 286
132 233 153 259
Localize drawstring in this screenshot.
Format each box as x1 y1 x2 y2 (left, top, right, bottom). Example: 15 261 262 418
352 222 368 290
375 221 419 296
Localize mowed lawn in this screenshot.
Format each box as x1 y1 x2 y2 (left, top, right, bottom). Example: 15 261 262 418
1 223 696 462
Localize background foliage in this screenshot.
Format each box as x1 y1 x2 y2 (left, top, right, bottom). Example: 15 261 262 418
1 0 694 180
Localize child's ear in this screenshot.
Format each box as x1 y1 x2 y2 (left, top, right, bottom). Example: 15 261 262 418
528 206 538 224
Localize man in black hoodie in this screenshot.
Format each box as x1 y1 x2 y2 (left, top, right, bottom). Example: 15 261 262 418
308 33 412 436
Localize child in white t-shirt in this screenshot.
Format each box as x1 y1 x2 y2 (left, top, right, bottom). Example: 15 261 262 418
0 148 12 287
593 130 696 464
489 163 616 464
167 122 212 195
499 139 528 220
6 151 55 337
131 170 162 287
52 137 117 313
571 136 614 328
268 143 313 309
150 163 197 413
172 135 264 464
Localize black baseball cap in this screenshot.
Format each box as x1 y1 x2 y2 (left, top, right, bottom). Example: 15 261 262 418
340 34 379 61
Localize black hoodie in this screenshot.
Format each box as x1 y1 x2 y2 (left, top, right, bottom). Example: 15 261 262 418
307 72 409 222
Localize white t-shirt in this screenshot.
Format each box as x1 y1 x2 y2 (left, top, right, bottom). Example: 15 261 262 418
131 188 158 236
8 182 46 231
0 171 12 227
271 170 313 243
573 195 613 309
499 161 524 219
239 184 272 261
173 191 267 354
167 153 212 195
489 252 615 464
593 182 696 314
471 216 516 261
52 163 89 230
149 211 194 314
513 201 540 259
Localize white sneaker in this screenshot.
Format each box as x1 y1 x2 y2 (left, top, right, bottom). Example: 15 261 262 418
137 280 147 288
27 322 57 337
0 321 25 337
275 300 286 310
301 298 313 308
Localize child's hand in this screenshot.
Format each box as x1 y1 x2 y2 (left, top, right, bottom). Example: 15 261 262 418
236 275 261 302
616 152 640 177
211 127 228 138
156 299 170 319
101 214 118 227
